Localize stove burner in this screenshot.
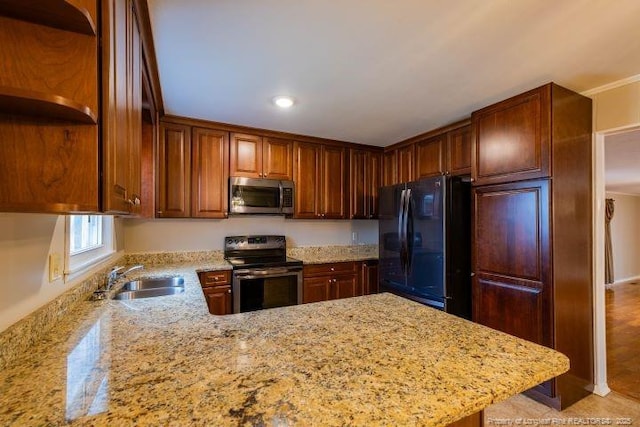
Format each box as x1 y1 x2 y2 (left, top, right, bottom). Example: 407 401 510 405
224 235 302 269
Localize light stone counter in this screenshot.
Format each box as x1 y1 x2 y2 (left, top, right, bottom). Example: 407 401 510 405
0 262 568 426
288 244 378 264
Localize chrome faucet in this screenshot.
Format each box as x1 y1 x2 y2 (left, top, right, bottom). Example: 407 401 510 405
106 265 144 290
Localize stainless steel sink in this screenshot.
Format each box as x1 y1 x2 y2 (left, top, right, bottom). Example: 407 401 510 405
121 276 184 291
114 276 185 300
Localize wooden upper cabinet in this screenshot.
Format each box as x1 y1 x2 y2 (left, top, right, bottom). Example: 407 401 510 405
293 141 321 219
230 133 293 180
293 141 346 219
472 85 551 185
230 133 262 178
321 145 347 219
127 6 142 215
383 150 398 186
0 1 100 213
157 122 191 218
397 144 414 183
415 136 444 179
349 149 368 219
447 125 472 176
191 127 228 218
263 137 293 180
349 148 382 219
101 0 143 215
368 150 382 219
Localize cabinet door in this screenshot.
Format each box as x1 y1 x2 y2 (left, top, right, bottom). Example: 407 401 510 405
397 144 414 183
191 127 228 218
383 150 397 186
303 276 331 303
293 141 321 218
362 262 379 295
349 149 367 219
263 137 292 180
102 0 130 214
368 151 382 219
472 179 551 347
472 85 551 185
321 145 347 219
447 125 471 176
157 123 191 217
415 136 444 179
230 133 263 178
203 285 232 315
127 6 142 215
333 274 358 300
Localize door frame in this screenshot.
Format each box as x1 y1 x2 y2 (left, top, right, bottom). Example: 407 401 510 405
592 124 640 396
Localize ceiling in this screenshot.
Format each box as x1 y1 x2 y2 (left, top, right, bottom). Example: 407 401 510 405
148 0 640 147
605 128 640 195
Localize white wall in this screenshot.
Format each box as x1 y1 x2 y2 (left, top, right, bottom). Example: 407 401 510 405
0 213 124 333
123 217 378 252
606 192 640 283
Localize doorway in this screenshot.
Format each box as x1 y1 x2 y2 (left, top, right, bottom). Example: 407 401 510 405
601 127 640 401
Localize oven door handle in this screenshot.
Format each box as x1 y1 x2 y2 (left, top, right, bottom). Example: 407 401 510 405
234 268 301 278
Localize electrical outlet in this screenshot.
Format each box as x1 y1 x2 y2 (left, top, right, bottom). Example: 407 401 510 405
49 253 62 282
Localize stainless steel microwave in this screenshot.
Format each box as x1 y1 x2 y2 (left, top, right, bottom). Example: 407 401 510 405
229 177 294 215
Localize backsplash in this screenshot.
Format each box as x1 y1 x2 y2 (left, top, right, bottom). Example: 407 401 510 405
0 256 124 370
125 250 226 266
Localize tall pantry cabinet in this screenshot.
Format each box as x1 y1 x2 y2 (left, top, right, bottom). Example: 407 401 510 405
471 83 593 409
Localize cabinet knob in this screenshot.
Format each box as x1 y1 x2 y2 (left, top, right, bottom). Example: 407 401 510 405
330 267 335 271
227 289 231 294
470 178 476 182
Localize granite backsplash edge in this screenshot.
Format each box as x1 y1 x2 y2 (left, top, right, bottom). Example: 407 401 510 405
0 255 125 371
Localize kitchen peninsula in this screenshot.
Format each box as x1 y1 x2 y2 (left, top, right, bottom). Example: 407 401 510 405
0 262 568 426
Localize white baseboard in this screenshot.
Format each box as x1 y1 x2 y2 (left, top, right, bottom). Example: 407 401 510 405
593 383 611 397
611 275 640 287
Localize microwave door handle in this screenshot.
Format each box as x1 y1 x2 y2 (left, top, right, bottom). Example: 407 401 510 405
279 181 284 213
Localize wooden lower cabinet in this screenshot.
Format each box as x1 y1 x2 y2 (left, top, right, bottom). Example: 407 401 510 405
472 179 551 347
472 178 592 408
302 262 359 303
198 270 232 315
303 260 379 303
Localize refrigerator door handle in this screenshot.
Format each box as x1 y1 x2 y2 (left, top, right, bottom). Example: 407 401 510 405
403 188 412 272
398 189 407 274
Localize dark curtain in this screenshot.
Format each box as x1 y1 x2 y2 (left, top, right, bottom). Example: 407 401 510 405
605 198 615 285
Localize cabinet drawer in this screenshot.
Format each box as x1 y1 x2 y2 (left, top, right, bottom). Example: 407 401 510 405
199 270 231 287
304 261 357 277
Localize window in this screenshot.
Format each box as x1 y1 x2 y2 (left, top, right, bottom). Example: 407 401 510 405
66 215 115 279
69 215 103 254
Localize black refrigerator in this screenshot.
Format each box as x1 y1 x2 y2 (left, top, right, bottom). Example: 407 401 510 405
378 175 471 319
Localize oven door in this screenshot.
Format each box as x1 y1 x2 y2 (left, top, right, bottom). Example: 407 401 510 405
232 266 303 313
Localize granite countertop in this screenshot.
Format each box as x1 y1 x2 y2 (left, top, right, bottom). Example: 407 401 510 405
0 262 568 426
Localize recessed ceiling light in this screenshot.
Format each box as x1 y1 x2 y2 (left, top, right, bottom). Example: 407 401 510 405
272 96 295 108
